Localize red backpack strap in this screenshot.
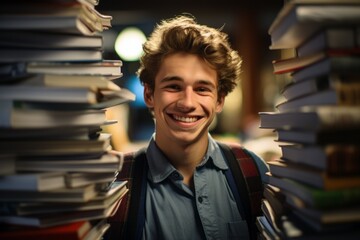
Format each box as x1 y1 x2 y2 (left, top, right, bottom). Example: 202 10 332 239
218 141 263 240
226 142 263 217
104 147 147 240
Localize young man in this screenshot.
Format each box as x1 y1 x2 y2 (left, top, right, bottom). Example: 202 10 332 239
107 15 268 240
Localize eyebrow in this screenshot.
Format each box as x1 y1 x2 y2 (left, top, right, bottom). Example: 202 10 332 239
160 76 217 89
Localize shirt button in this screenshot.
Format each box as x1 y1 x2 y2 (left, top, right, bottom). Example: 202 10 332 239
198 196 203 203
172 172 180 179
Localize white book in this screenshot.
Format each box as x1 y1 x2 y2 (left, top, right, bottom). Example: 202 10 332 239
0 100 108 128
26 60 123 77
21 74 121 91
0 85 97 103
16 151 124 173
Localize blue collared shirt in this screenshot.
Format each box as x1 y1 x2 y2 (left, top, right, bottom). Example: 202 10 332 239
142 134 268 240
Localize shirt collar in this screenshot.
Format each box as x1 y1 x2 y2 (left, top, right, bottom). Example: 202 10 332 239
146 134 229 184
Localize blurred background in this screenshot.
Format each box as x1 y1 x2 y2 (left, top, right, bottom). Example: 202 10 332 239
97 0 287 161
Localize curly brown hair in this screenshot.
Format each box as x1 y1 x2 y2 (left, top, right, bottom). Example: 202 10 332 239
136 14 242 98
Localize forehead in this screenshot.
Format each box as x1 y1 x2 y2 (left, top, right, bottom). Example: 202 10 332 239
156 53 218 85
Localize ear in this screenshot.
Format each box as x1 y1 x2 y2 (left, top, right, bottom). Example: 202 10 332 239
215 95 225 113
143 84 154 108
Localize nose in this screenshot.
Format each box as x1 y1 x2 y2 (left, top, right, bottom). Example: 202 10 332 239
176 87 196 111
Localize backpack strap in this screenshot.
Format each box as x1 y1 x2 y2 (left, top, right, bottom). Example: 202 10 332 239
217 141 263 239
104 147 147 240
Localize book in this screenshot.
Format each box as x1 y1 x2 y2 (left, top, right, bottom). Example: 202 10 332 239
286 191 360 226
281 74 360 101
0 1 112 35
275 87 360 112
260 201 360 239
0 48 103 62
272 49 360 74
291 55 360 82
0 133 112 156
264 173 360 209
0 30 103 49
259 106 360 131
0 196 121 227
82 219 110 240
268 160 360 190
20 73 121 91
275 129 360 144
0 183 99 203
297 27 359 57
0 156 16 175
0 220 92 240
0 85 98 104
280 144 360 175
65 172 116 188
0 101 108 128
26 60 123 77
0 172 65 191
268 0 360 49
263 184 288 218
16 151 124 173
0 126 103 140
4 181 128 216
22 88 136 110
255 213 280 240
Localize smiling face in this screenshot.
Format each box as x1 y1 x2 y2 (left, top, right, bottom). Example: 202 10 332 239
144 52 224 149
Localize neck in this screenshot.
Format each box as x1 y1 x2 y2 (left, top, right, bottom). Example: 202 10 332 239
156 136 209 187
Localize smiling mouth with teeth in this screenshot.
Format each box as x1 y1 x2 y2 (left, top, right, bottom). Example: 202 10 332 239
172 114 199 123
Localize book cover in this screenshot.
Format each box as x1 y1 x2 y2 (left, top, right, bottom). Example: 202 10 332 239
264 173 360 209
20 74 121 91
0 183 99 203
0 172 65 191
0 85 98 104
275 87 360 112
0 30 103 49
0 196 122 227
3 181 128 216
0 48 103 63
280 144 360 175
0 100 108 128
275 129 360 144
16 151 124 173
272 49 360 74
286 191 360 225
297 27 359 57
259 106 360 131
26 60 123 77
0 133 112 156
268 159 360 190
291 55 360 82
0 220 91 240
281 74 359 101
269 0 360 49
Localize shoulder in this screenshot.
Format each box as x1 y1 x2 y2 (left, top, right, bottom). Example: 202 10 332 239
241 147 269 182
218 141 269 182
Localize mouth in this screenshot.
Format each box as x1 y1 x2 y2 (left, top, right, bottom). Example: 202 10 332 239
171 114 201 123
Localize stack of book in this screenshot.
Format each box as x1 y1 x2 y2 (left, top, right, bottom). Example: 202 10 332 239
257 0 360 239
0 0 134 239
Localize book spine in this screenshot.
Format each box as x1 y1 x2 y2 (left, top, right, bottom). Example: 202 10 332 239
327 145 360 176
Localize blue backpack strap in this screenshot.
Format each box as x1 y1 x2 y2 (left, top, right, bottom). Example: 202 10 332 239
217 141 263 240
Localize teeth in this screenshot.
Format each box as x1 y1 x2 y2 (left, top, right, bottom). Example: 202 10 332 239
173 115 198 123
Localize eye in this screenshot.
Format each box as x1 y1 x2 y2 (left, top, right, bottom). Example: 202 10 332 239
164 84 181 91
196 86 211 93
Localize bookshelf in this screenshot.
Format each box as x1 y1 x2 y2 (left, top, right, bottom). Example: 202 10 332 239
0 0 133 238
258 0 360 239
